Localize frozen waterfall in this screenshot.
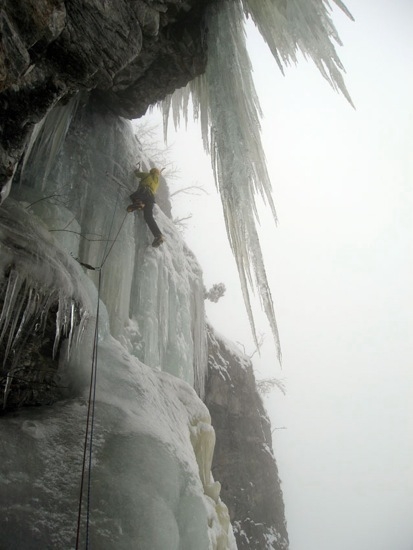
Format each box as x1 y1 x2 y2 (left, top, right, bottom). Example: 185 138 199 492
14 95 207 395
0 297 234 549
162 0 353 360
0 97 235 548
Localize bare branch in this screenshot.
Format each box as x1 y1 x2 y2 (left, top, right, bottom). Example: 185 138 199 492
173 214 193 227
256 377 286 396
236 332 265 359
271 427 287 433
170 185 209 198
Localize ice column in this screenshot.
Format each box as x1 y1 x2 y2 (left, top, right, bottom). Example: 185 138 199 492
13 96 207 393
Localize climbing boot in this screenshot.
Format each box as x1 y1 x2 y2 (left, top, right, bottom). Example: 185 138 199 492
127 201 145 213
152 235 165 248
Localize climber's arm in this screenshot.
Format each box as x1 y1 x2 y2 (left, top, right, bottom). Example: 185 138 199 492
134 170 149 178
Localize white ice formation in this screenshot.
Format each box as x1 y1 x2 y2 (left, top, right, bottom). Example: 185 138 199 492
162 0 353 360
0 98 235 549
0 1 354 545
15 96 207 395
0 308 235 549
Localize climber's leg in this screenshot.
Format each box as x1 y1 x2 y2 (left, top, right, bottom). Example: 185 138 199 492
143 202 162 239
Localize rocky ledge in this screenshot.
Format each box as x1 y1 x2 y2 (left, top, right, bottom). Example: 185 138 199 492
0 0 212 200
205 326 289 550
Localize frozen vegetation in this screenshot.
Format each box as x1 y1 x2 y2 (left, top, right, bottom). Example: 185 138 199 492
162 0 353 359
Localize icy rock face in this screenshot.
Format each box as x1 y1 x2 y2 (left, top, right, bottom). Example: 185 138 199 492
0 198 92 410
205 326 289 550
0 97 234 548
13 96 207 394
0 316 235 549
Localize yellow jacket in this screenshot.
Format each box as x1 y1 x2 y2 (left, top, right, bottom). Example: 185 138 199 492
134 169 160 195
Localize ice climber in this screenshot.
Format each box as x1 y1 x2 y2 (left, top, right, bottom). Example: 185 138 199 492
127 164 165 247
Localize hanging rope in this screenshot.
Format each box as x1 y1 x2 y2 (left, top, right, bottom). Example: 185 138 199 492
100 212 128 268
85 268 101 548
75 270 102 550
75 187 129 549
74 197 128 272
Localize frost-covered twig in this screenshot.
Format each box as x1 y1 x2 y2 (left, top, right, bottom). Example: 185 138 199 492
173 214 193 228
170 185 208 198
256 377 286 396
204 283 226 303
237 332 265 358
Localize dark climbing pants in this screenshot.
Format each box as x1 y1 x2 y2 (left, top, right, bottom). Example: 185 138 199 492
130 187 162 238
143 203 162 238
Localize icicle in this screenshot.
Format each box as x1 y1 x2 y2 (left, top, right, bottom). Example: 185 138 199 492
240 0 354 105
0 271 22 344
163 0 281 359
3 373 13 410
189 253 208 398
75 308 89 349
53 293 63 359
19 94 81 189
2 283 27 368
15 289 39 349
51 293 79 359
66 301 76 359
0 269 86 408
162 0 353 361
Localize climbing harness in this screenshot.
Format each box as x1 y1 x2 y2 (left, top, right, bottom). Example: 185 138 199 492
75 191 127 549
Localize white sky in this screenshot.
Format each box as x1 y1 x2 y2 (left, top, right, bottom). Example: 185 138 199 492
143 1 413 548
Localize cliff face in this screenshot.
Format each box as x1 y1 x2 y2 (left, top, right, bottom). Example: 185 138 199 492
206 327 289 550
5 96 208 398
0 0 211 200
0 2 289 547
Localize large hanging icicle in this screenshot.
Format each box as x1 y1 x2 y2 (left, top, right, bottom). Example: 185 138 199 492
162 0 353 361
241 0 354 104
163 0 280 358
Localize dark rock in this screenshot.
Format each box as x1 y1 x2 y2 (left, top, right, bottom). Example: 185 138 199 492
205 326 289 550
0 0 212 201
0 277 67 413
0 0 66 93
95 4 209 118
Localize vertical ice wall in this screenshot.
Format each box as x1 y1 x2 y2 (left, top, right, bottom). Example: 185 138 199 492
14 95 207 394
0 96 234 547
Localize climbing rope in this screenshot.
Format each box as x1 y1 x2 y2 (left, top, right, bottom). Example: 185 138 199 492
100 211 128 268
75 188 128 549
75 270 101 550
